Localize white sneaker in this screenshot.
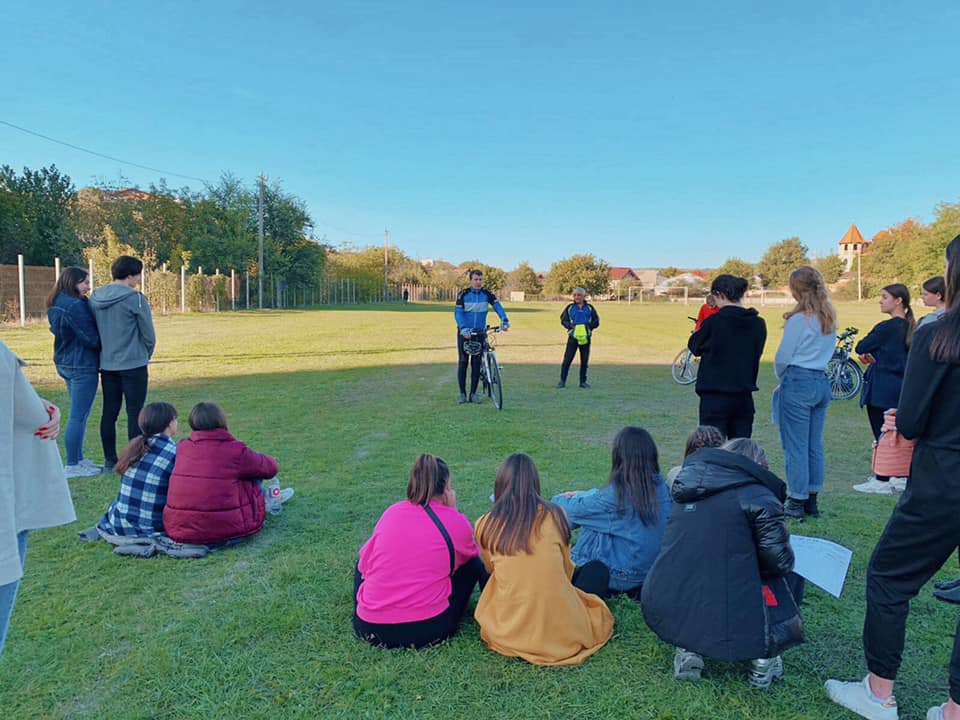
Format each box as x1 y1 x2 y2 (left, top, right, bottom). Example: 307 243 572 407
889 477 907 493
64 463 102 479
825 676 898 720
78 458 103 473
279 488 294 504
853 477 895 495
927 704 945 720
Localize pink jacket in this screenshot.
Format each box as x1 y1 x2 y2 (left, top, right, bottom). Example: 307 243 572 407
163 429 278 545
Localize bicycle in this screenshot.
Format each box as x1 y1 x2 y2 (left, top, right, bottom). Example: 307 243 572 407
464 325 504 410
826 327 863 400
671 317 700 385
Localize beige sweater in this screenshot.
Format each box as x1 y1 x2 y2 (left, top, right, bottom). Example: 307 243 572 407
0 341 76 586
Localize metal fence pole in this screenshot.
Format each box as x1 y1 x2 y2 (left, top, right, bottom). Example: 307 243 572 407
89 258 95 289
54 257 60 280
181 266 186 312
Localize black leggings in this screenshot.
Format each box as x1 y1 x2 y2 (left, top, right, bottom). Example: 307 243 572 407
571 560 611 598
100 366 149 464
353 557 483 649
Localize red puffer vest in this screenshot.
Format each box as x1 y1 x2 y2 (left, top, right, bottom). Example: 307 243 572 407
163 429 278 544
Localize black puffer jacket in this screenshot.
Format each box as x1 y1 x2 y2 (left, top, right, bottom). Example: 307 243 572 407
640 448 803 661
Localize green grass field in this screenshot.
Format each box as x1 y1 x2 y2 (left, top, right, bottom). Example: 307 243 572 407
0 300 953 719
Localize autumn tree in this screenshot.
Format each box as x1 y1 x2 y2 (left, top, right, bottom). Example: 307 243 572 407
713 257 755 282
813 254 845 284
458 260 507 292
507 261 542 296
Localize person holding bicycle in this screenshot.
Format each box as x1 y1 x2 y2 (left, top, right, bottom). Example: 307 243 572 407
455 270 509 404
558 288 599 388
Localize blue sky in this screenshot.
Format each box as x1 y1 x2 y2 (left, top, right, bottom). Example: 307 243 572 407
2 1 958 270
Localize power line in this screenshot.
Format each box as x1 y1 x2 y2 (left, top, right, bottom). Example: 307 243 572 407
0 119 209 184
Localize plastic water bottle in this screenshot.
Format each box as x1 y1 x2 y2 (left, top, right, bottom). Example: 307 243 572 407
266 477 283 515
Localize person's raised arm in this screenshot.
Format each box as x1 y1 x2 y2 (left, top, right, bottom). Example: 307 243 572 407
688 315 713 356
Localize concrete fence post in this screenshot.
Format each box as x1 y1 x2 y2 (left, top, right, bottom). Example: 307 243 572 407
180 266 186 313
89 258 95 289
54 257 61 280
17 254 26 327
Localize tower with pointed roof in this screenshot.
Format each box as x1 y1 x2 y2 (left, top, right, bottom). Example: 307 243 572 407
838 224 868 272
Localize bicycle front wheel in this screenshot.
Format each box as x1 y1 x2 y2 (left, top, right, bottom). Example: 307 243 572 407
827 358 863 400
671 348 697 385
486 351 503 410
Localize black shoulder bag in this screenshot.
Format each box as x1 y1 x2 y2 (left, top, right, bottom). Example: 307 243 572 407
422 505 455 577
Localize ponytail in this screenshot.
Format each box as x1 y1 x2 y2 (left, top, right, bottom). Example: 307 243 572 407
116 436 151 475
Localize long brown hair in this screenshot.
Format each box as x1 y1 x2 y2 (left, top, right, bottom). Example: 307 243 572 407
784 266 837 335
116 402 178 474
476 453 570 555
932 235 960 363
883 283 916 346
406 454 450 506
609 426 661 524
46 267 89 308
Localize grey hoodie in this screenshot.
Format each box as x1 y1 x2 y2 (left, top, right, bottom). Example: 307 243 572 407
88 284 156 371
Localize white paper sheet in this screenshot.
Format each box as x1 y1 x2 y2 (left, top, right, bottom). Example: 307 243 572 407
789 535 853 599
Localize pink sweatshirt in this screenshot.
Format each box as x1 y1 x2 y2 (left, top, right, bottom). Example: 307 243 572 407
357 500 479 624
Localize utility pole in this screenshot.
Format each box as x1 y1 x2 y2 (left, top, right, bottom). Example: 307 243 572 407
857 243 862 302
258 174 265 309
384 228 390 302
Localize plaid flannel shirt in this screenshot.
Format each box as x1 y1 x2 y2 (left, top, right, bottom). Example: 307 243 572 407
99 434 177 537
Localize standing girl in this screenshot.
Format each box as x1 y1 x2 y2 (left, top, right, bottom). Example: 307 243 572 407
774 267 837 519
474 453 614 666
46 267 101 478
918 275 946 329
853 284 915 494
551 426 672 597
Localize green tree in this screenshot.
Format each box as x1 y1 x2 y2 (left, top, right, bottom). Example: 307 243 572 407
756 237 809 288
0 164 81 264
862 220 922 285
660 266 681 279
544 254 610 297
83 225 137 283
507 261 542 296
458 260 507 292
813 254 845 284
713 257 755 282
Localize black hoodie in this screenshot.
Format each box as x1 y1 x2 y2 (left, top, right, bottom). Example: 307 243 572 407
688 305 767 394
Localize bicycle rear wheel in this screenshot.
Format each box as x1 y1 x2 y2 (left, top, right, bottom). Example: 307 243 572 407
486 351 503 410
827 358 863 400
671 348 697 385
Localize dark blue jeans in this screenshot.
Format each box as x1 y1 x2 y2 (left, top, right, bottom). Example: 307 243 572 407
0 532 28 657
57 366 100 465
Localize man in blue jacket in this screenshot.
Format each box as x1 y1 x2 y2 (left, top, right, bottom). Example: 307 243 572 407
454 270 509 404
558 288 599 388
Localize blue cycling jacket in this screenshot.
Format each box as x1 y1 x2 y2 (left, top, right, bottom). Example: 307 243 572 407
455 288 508 331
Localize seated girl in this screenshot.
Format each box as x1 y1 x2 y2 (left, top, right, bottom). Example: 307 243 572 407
354 454 483 649
474 453 614 666
551 426 672 598
163 402 287 546
666 425 725 487
97 402 178 541
641 438 803 689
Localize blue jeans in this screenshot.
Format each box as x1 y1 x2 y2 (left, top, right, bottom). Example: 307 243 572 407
778 367 831 500
0 532 29 657
57 366 100 466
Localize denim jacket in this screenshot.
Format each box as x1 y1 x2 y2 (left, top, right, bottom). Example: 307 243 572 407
47 293 100 371
552 479 672 590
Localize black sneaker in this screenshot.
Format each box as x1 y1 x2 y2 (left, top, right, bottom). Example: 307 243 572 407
556 381 566 388
579 381 591 389
457 393 468 404
784 498 805 521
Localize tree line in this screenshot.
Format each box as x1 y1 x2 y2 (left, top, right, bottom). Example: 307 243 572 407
2 164 957 300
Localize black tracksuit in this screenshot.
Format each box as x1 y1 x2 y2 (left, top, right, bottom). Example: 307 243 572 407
863 321 960 701
688 305 767 439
